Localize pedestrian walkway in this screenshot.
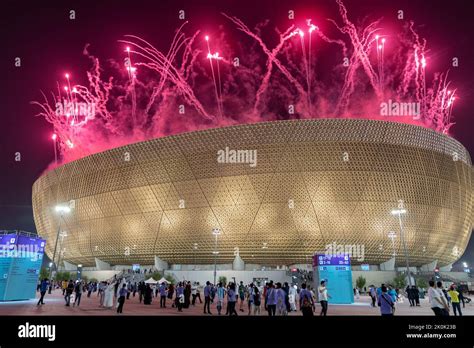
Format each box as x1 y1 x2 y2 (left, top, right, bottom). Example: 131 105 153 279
0 290 473 316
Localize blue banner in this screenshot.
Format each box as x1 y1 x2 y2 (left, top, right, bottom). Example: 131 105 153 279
314 254 354 304
0 234 46 301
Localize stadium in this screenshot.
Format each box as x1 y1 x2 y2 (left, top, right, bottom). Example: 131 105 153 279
32 119 473 271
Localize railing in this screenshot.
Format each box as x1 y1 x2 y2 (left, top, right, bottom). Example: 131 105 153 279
0 230 38 237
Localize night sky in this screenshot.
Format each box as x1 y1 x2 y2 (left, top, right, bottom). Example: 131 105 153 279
1 0 472 268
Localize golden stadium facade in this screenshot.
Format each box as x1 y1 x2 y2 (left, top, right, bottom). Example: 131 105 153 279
32 119 473 268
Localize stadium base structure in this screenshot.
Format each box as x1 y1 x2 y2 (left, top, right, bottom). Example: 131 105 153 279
32 119 473 268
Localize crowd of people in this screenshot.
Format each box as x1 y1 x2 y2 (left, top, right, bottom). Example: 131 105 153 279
36 276 332 316
365 281 468 316
36 276 470 317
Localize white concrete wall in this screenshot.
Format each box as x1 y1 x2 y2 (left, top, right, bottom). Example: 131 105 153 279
440 272 470 281
165 270 291 285
82 270 121 281
351 271 397 288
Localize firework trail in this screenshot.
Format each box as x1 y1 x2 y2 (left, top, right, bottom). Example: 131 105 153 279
119 33 214 121
34 0 458 166
205 35 224 119
222 12 309 115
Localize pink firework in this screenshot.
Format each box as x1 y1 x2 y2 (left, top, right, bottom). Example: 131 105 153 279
33 0 458 166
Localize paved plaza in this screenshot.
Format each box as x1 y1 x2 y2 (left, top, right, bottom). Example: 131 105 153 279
0 290 472 316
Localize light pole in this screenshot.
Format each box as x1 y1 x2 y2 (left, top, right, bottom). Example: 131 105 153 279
56 232 68 272
212 228 221 285
388 231 397 257
391 208 413 287
193 243 198 270
49 205 71 281
52 133 58 165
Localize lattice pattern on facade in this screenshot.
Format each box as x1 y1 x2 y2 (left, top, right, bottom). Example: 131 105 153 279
32 119 473 267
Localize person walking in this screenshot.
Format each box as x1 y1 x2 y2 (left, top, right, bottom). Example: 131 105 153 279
37 278 49 306
412 285 420 306
447 285 462 316
459 289 466 309
144 284 153 305
216 282 226 315
437 281 451 315
176 282 184 312
168 283 175 307
275 282 287 316
288 285 297 312
191 283 198 305
210 283 216 304
104 282 115 308
61 280 68 296
159 281 167 308
203 281 212 314
318 280 330 316
238 281 246 312
64 280 74 306
283 282 290 313
184 281 191 308
114 281 120 299
126 281 131 300
227 282 238 316
138 281 145 304
98 282 106 307
73 280 82 307
117 284 128 314
299 283 314 317
387 285 397 303
196 282 203 304
87 282 94 298
377 285 395 316
247 283 254 315
252 286 261 315
369 286 377 307
265 281 277 316
428 280 449 316
406 285 414 307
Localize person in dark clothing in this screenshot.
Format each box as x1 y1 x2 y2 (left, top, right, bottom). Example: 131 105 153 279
299 283 314 317
184 282 191 308
117 284 128 313
176 283 184 312
203 281 212 314
73 281 82 307
283 282 290 312
406 286 414 306
168 283 175 307
227 283 238 316
114 282 119 299
132 282 137 297
138 282 145 303
412 286 420 306
64 280 74 306
87 282 93 298
143 284 153 304
37 278 49 306
159 282 167 308
126 282 131 299
459 290 465 308
265 281 276 316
